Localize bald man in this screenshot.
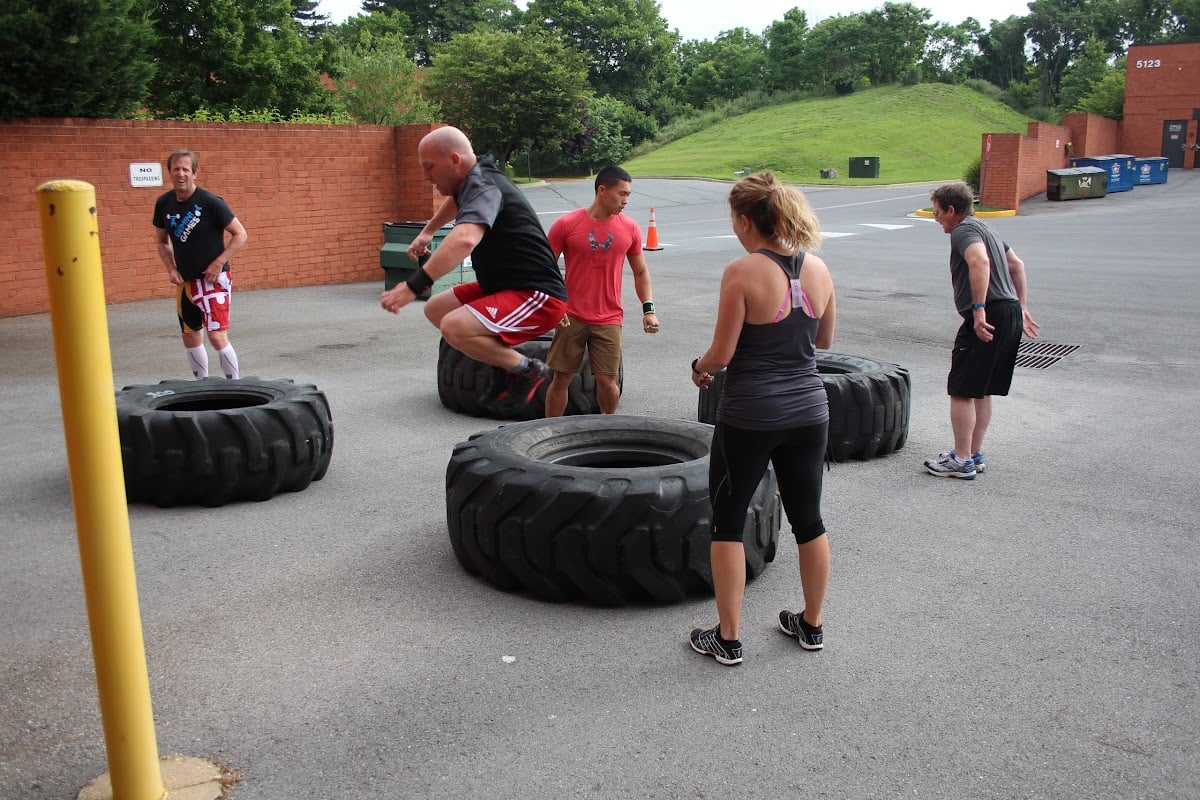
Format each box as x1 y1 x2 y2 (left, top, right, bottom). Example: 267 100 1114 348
382 126 568 412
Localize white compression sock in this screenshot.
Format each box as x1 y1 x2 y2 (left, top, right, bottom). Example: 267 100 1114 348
217 345 240 379
186 345 208 379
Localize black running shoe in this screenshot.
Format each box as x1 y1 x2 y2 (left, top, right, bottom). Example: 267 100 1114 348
779 610 824 650
689 624 743 665
504 358 549 408
478 366 512 409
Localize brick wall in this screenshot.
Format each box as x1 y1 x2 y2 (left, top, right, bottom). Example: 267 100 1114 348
1061 112 1120 158
978 41 1200 212
979 121 1074 210
1123 42 1200 167
1 118 443 317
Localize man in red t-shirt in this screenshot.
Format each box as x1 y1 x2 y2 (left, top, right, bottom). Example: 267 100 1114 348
544 166 660 416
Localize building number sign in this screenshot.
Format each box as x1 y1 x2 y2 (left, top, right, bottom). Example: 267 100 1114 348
1135 58 1162 68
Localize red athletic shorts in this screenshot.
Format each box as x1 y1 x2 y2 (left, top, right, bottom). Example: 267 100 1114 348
452 282 567 347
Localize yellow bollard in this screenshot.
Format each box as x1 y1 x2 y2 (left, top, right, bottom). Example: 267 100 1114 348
36 181 165 800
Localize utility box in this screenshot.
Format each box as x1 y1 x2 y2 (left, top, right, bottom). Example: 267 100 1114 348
380 222 472 298
848 157 880 178
1134 156 1169 185
1046 167 1108 201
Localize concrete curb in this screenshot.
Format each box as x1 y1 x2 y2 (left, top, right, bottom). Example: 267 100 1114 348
912 208 1018 218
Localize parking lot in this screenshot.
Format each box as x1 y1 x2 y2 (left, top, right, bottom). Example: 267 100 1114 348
2 172 1198 799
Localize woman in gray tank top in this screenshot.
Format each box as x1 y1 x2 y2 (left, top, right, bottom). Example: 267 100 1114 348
687 172 837 666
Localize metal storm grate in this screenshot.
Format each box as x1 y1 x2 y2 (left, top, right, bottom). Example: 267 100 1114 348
1016 340 1080 369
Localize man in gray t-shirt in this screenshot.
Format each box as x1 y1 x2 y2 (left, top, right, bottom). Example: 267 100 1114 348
924 181 1040 480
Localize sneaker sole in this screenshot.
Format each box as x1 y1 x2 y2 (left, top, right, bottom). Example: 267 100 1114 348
778 619 824 650
521 375 548 405
689 640 742 666
924 466 976 479
934 452 986 474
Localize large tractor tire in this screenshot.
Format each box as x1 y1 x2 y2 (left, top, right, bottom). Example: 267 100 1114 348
115 378 334 507
437 332 623 421
445 415 780 606
697 353 910 461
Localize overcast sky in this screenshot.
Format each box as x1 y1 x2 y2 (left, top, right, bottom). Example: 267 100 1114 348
314 0 1034 42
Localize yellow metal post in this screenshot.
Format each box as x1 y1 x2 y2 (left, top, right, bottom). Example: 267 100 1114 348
36 180 164 800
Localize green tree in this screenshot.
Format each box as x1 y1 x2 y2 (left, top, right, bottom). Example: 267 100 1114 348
1120 0 1200 42
797 14 871 93
146 0 333 118
677 29 768 108
422 31 590 166
861 2 932 86
599 95 658 145
1000 78 1041 114
1057 37 1111 113
522 0 680 121
291 0 330 35
1073 58 1125 119
560 95 635 174
0 0 156 119
323 9 413 80
336 34 439 124
335 8 412 47
971 15 1031 90
765 8 810 91
1164 0 1200 37
920 19 982 84
1025 0 1123 106
362 0 518 65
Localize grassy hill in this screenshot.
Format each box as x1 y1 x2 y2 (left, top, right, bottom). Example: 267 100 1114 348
622 83 1032 185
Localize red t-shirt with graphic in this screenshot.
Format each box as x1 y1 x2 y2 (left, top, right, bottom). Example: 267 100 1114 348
547 208 643 325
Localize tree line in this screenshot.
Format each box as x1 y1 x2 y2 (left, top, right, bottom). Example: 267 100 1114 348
2 0 1196 173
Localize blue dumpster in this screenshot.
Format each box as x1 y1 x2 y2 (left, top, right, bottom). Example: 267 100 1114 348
1071 156 1133 192
1134 157 1169 185
1110 154 1137 191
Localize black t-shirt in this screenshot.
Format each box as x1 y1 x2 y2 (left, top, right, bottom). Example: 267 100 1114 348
454 157 566 300
152 187 236 281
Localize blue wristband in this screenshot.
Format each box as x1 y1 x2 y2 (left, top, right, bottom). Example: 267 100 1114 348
972 302 986 309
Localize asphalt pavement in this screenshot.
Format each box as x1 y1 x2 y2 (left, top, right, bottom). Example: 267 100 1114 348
2 171 1197 799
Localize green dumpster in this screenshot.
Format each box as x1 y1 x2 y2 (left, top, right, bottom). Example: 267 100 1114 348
381 222 473 298
848 156 880 178
1046 167 1107 201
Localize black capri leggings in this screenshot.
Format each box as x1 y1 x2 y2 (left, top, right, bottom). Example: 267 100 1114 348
709 420 828 545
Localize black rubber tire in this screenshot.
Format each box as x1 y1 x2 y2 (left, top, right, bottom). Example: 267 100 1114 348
437 332 623 421
115 378 334 507
446 415 781 606
697 353 911 461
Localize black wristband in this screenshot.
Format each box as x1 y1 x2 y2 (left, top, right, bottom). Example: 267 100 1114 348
406 266 435 295
643 300 655 315
691 358 702 374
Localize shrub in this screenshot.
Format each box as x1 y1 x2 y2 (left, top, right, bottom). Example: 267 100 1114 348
963 155 981 194
963 79 1002 99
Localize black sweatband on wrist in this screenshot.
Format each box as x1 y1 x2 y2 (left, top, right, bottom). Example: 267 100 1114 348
643 301 655 315
406 266 435 295
691 358 703 374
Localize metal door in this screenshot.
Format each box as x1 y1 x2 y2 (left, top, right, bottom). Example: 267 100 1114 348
1162 120 1187 168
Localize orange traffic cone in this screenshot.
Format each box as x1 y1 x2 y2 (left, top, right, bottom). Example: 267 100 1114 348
644 207 663 251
